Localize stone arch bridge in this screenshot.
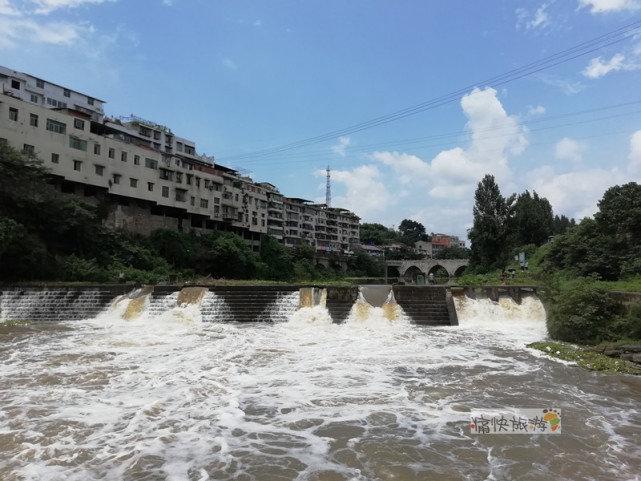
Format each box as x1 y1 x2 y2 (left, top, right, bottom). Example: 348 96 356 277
386 259 469 283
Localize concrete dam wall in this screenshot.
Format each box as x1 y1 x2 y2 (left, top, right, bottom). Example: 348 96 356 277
0 284 542 325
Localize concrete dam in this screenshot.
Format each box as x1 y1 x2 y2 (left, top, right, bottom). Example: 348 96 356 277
0 284 541 325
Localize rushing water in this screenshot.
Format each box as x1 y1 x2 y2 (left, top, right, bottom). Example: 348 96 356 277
1 294 640 481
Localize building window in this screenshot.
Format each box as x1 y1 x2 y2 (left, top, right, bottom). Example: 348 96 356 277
177 142 183 152
69 136 87 151
47 98 56 106
9 108 18 121
175 190 186 202
87 97 94 106
11 80 20 90
58 101 67 108
195 177 201 188
108 148 115 159
51 153 59 164
46 119 66 134
95 165 105 176
29 113 38 127
94 143 101 155
121 151 127 162
185 145 195 155
112 174 121 185
63 89 70 98
74 118 85 130
130 178 138 188
148 182 154 192
162 186 169 198
73 160 82 171
200 199 209 208
190 196 195 206
153 131 161 140
214 197 220 204
145 158 158 169
30 94 39 103
134 155 140 165
22 144 35 156
36 79 45 88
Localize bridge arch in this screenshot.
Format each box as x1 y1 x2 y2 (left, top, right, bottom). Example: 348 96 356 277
403 265 424 284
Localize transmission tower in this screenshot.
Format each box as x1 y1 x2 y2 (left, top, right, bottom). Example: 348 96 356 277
325 165 331 207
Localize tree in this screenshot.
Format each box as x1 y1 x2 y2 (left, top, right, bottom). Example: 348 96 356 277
434 245 471 259
552 215 576 235
540 183 641 280
468 174 515 272
359 223 399 245
398 219 429 246
512 190 553 246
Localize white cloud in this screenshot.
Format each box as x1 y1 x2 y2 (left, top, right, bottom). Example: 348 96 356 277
0 0 20 15
583 53 639 78
331 136 351 157
538 74 585 95
629 130 641 173
30 0 114 14
578 0 640 13
516 3 551 30
529 166 627 219
253 19 262 27
555 137 585 163
317 165 394 219
371 87 527 201
0 16 90 48
527 105 546 116
222 57 238 71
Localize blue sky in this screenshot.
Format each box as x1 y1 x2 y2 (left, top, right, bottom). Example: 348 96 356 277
1 0 641 238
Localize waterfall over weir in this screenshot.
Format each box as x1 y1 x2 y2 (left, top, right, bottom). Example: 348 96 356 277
0 285 544 326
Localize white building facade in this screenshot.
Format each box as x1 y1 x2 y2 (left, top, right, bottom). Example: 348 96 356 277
0 66 360 254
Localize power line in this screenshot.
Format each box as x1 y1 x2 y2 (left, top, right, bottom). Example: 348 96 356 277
234 101 641 167
219 19 641 162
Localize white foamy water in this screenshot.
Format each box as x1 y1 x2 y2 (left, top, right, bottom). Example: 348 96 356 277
1 293 640 481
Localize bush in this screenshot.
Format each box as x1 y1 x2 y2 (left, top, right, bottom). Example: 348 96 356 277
544 277 626 344
60 255 109 282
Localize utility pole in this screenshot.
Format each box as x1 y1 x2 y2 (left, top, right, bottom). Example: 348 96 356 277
325 165 331 207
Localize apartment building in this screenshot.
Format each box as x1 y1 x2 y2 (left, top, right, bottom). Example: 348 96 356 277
0 66 360 255
1 66 105 121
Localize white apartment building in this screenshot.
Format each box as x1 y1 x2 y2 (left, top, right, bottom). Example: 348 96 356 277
0 66 105 121
0 66 360 254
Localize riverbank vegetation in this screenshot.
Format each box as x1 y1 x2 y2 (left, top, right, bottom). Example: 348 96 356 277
527 341 641 375
467 174 641 348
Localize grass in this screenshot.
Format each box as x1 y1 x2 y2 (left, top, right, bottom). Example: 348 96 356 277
528 341 641 375
594 276 641 293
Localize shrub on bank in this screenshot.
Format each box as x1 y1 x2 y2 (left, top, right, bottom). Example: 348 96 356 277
544 277 629 344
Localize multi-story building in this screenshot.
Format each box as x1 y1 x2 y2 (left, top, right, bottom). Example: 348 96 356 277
1 66 105 121
431 233 466 255
0 65 360 255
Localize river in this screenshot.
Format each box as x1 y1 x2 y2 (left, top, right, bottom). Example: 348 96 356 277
0 293 640 480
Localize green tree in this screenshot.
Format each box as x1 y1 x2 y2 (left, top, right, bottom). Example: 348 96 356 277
398 219 429 246
434 245 471 259
259 235 294 280
512 190 553 246
359 223 399 245
468 174 515 272
541 182 641 280
552 214 576 235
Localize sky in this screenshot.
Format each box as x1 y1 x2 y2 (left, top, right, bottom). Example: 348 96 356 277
1 0 641 239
